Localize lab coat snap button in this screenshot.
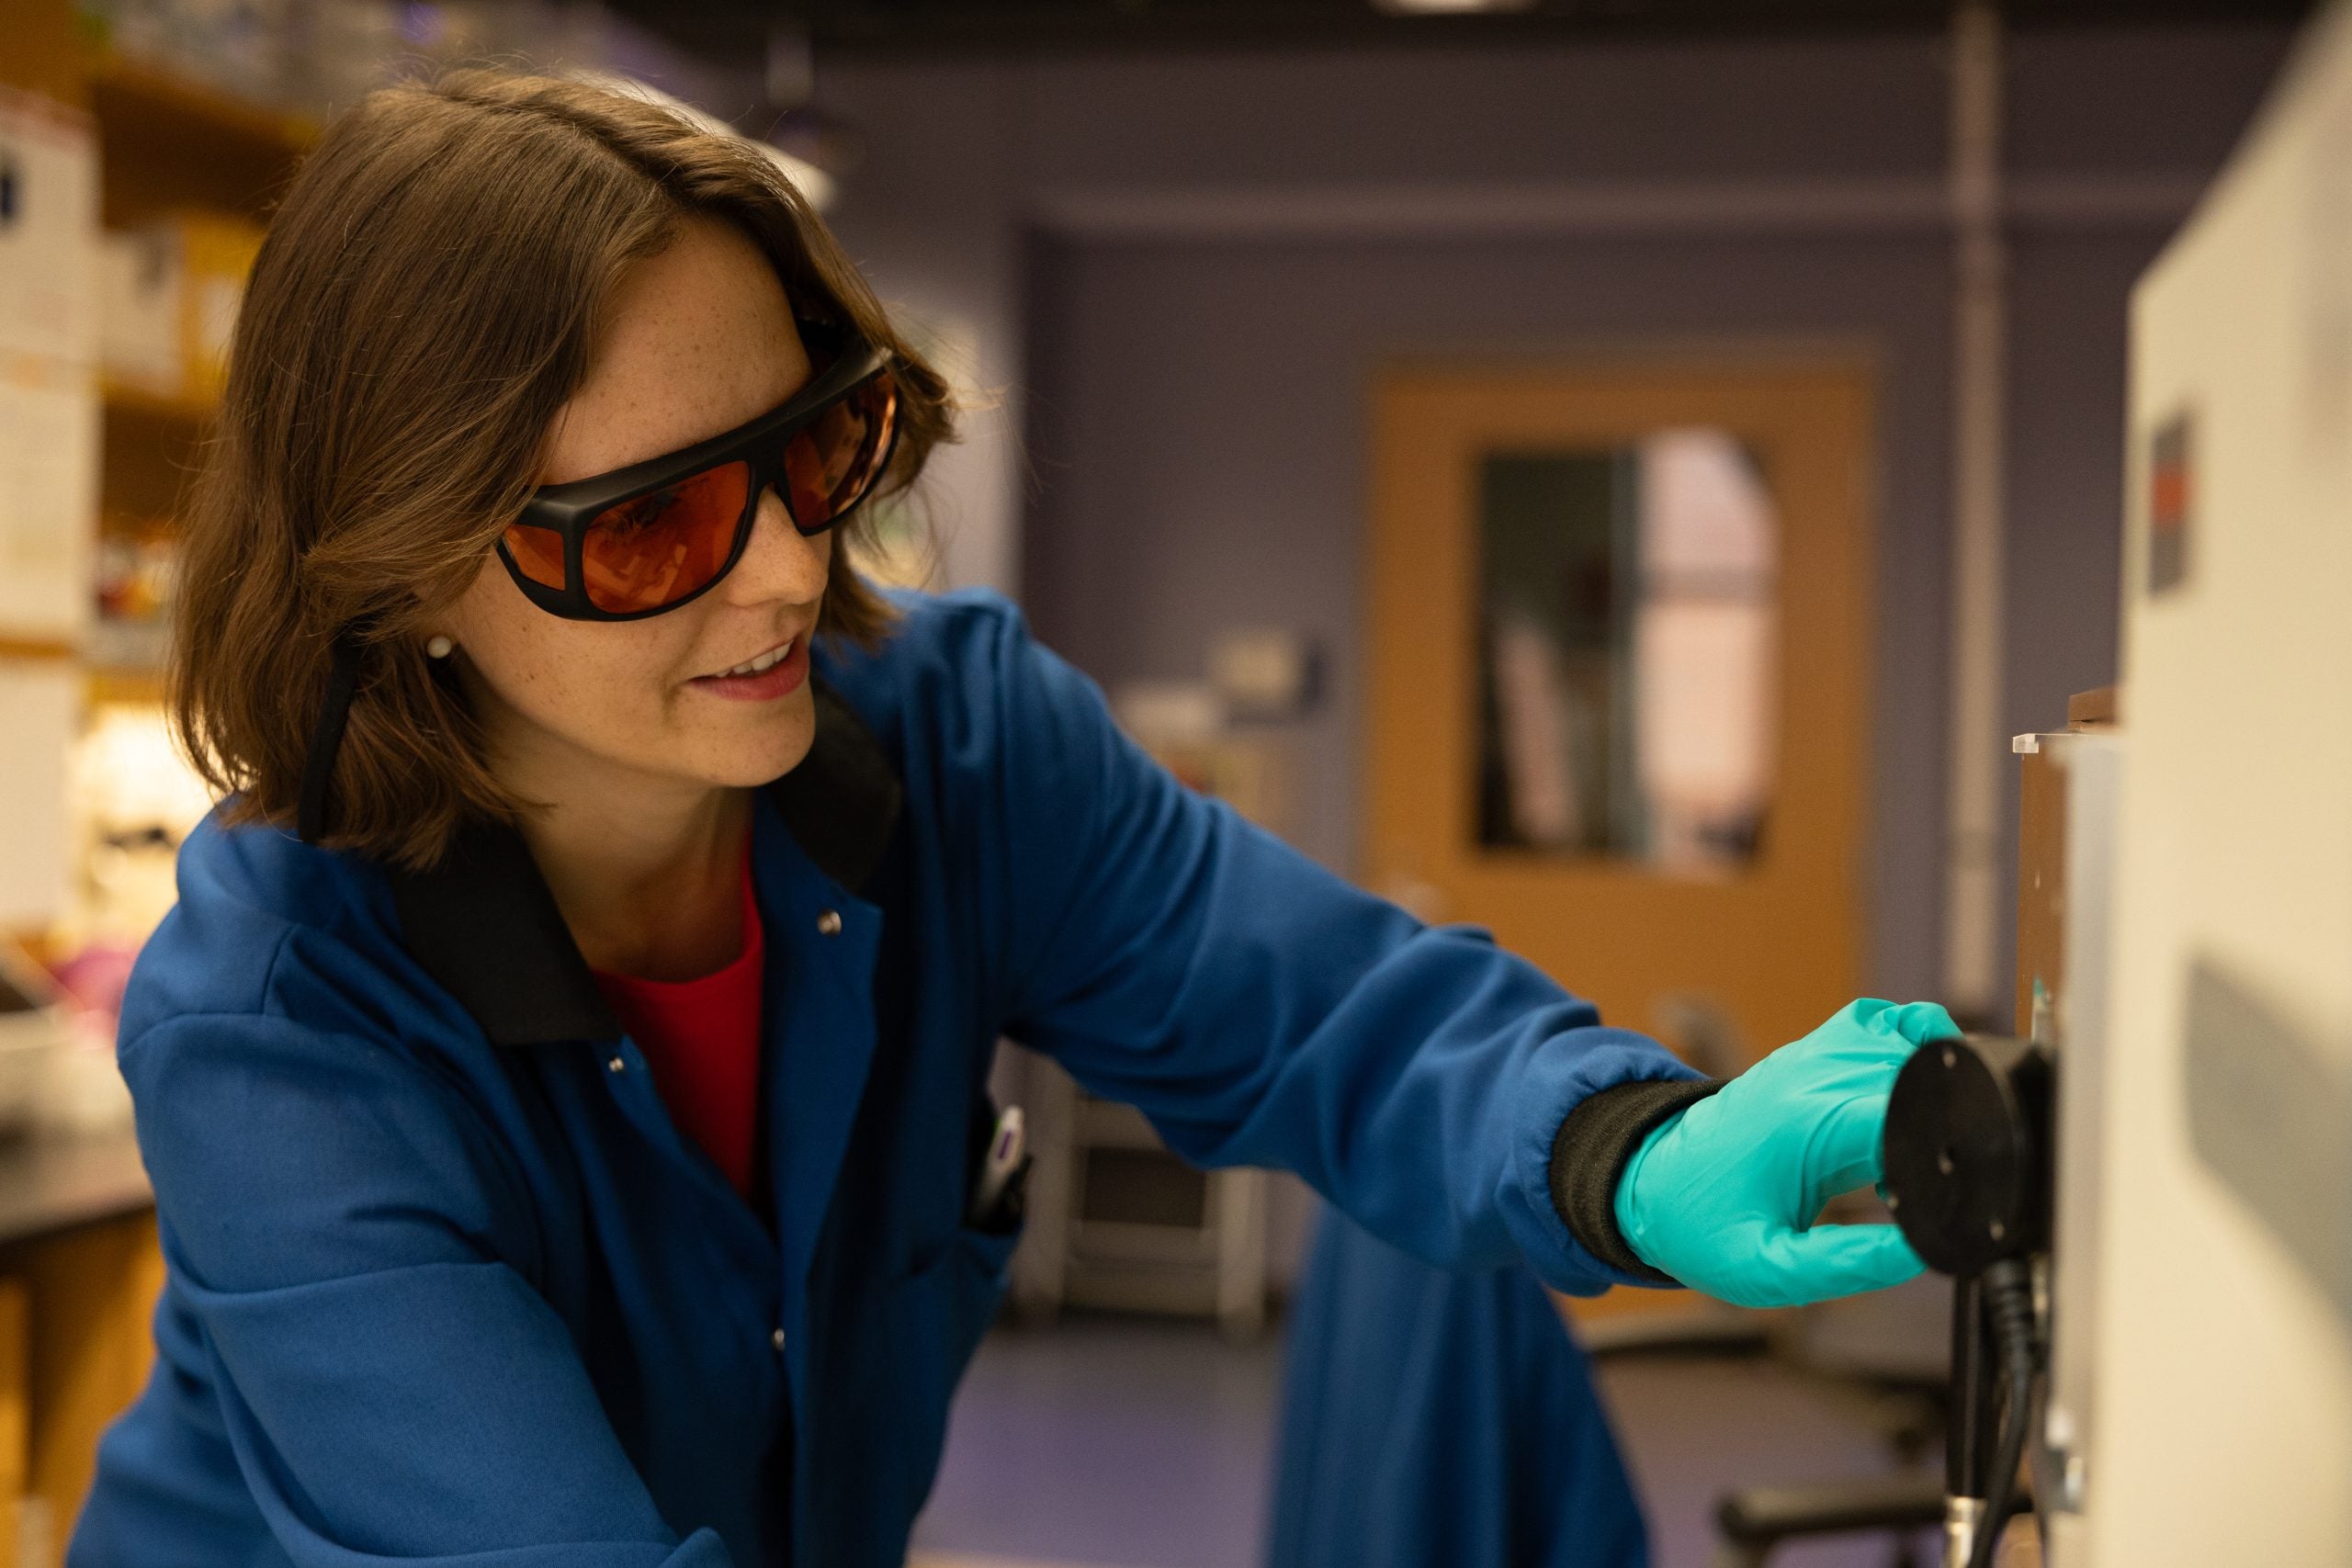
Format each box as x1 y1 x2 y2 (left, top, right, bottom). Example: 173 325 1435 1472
815 909 843 936
607 1055 626 1074
771 1326 786 1352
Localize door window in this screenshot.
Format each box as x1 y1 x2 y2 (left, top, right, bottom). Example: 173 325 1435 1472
1474 427 1777 874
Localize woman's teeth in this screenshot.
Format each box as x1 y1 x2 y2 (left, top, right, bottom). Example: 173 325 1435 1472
717 641 792 678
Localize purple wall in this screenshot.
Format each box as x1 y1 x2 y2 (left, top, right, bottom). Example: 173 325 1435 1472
814 22 2293 1012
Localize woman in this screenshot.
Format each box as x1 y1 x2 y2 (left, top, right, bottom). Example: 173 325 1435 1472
73 71 1952 1568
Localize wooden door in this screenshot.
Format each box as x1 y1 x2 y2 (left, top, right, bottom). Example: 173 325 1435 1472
1366 357 1873 1092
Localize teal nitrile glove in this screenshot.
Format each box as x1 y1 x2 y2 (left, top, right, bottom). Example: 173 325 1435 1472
1611 998 1958 1308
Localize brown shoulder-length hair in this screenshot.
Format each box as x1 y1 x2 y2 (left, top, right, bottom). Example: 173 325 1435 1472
172 69 953 871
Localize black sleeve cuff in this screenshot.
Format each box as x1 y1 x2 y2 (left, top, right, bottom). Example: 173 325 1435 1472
1548 1077 1724 1284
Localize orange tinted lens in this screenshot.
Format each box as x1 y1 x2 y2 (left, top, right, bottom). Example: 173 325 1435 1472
781 371 899 533
503 523 568 589
580 460 752 615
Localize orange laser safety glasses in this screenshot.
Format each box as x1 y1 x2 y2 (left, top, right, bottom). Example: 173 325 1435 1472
499 321 900 620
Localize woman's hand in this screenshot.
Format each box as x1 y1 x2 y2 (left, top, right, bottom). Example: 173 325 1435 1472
1612 998 1959 1308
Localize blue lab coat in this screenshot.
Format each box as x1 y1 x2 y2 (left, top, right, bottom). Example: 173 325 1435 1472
69 590 1700 1568
1270 1212 1649 1568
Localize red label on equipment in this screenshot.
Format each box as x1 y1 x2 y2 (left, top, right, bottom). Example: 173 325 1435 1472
2149 412 2192 595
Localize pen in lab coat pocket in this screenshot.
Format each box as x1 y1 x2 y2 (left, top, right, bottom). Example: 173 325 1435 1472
970 1106 1025 1224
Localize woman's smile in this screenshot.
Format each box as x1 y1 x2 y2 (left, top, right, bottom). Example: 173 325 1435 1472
687 635 808 702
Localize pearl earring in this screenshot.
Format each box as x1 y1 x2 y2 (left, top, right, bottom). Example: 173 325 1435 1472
425 636 455 660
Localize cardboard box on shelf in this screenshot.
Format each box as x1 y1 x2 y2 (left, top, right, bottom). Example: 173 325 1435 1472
96 229 178 390
176 211 259 402
97 211 261 407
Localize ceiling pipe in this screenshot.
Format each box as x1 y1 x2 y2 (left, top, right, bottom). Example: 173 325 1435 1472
1942 0 2009 1024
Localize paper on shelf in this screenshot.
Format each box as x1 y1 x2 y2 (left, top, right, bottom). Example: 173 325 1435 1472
0 658 76 931
0 89 97 369
0 366 97 641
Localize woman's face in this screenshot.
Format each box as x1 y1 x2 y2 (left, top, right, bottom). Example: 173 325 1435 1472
441 219 831 798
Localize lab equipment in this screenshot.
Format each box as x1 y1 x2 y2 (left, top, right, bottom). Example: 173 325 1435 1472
1883 6 2352 1560
2066 0 2352 1545
1883 1031 2054 1568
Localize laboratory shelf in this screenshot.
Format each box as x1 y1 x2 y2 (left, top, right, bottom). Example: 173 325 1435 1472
89 56 314 228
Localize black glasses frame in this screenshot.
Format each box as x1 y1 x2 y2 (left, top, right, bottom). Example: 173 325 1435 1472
496 323 899 622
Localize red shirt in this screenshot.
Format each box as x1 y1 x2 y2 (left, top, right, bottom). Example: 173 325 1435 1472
591 859 764 1199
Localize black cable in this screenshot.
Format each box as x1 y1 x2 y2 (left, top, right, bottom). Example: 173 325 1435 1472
1947 1275 1988 1503
1969 1258 2039 1568
297 630 365 844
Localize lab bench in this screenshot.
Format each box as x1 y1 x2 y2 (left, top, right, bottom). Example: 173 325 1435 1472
0 1128 160 1568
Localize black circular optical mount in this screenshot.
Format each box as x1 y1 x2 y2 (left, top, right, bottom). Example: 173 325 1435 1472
1882 1032 2054 1278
